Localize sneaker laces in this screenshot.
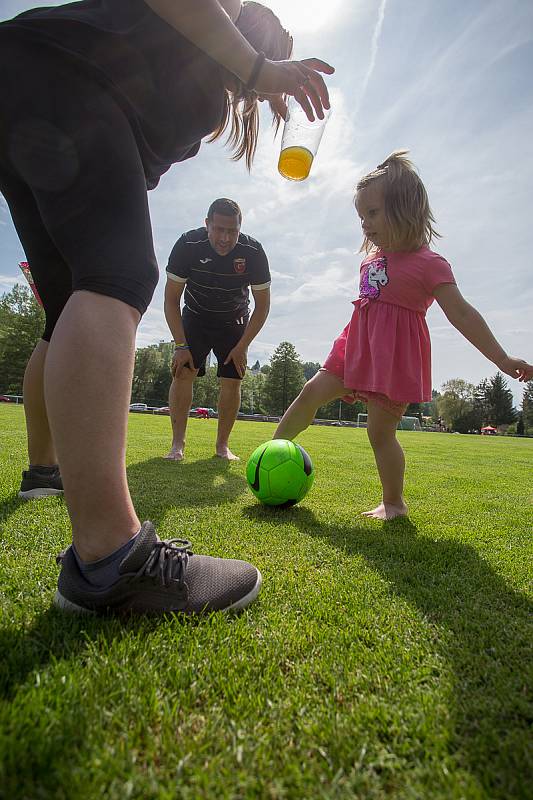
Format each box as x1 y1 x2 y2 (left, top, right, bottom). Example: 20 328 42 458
135 538 192 588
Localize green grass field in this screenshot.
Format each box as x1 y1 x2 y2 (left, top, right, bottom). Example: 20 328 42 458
0 404 531 800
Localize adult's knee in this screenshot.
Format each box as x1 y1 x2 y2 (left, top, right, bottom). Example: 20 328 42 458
172 367 197 388
220 377 241 397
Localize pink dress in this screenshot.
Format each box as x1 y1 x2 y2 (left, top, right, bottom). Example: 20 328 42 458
323 247 455 412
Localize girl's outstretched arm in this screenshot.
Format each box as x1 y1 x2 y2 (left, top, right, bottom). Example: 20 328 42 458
433 283 533 382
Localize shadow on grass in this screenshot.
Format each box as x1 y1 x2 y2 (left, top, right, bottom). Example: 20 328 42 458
0 608 212 797
0 490 32 520
126 456 247 525
0 607 205 701
244 504 532 798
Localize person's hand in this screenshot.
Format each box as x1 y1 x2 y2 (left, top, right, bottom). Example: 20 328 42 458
255 57 335 121
498 356 533 382
224 344 248 378
171 348 195 378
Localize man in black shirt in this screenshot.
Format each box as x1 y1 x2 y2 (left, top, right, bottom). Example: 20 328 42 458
164 198 271 460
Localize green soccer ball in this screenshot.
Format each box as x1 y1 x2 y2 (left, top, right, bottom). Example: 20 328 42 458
246 439 315 507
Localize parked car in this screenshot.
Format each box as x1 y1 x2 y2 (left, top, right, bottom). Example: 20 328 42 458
129 403 148 412
189 407 209 419
0 395 13 402
156 406 170 415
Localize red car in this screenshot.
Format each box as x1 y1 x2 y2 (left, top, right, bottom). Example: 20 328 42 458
190 407 209 419
0 395 13 402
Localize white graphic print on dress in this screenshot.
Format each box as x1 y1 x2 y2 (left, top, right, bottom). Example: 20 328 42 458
359 256 389 299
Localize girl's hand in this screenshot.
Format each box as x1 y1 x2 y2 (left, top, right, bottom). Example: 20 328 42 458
498 356 533 382
255 58 335 121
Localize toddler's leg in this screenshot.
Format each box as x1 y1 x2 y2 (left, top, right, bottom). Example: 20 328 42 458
363 400 408 520
274 370 345 440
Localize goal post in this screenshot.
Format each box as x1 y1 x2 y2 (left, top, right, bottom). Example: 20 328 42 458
357 413 421 431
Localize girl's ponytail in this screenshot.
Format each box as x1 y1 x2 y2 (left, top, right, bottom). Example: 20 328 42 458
356 150 439 252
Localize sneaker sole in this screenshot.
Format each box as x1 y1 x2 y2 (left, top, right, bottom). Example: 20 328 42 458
53 569 263 615
18 488 64 499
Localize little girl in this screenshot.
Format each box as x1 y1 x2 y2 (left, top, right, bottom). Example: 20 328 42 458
274 151 533 520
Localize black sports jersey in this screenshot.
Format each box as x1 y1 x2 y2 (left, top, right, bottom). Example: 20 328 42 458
1 0 224 189
166 227 271 323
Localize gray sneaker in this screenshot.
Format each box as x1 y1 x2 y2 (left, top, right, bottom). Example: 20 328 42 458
54 521 262 615
19 465 63 499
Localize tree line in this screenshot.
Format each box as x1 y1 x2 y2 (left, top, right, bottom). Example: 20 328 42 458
2 284 533 434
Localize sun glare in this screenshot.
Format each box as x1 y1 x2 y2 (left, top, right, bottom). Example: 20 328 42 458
265 0 344 34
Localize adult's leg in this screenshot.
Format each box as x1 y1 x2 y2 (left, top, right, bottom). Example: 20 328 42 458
274 370 345 440
165 367 198 461
23 339 57 466
45 291 141 560
1 37 262 613
0 161 74 475
216 377 241 460
363 399 408 520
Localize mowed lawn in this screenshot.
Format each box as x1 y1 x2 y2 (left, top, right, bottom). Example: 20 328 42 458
0 404 531 800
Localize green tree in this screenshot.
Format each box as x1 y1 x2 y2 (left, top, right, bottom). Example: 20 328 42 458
471 378 490 429
240 369 268 414
316 397 365 421
486 372 516 426
516 414 525 436
263 341 305 416
521 380 533 433
302 361 321 381
436 378 475 430
192 365 219 409
149 342 174 406
0 284 45 394
132 345 163 404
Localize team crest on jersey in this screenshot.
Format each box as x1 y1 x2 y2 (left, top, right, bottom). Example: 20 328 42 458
233 258 246 274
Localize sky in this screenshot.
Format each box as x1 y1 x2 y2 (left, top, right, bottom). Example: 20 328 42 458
1 0 532 406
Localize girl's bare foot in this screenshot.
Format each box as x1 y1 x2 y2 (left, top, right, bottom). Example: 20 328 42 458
215 446 240 461
362 502 408 520
163 447 184 461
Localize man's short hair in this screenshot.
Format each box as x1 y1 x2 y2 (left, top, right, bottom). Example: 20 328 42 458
207 198 242 224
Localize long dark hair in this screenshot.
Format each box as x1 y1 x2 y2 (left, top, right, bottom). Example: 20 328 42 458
208 2 293 169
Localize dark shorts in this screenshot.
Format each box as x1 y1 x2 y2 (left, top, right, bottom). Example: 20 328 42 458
182 307 248 380
0 34 158 341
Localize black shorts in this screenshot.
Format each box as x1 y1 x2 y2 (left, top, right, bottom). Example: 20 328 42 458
0 34 158 341
182 307 248 380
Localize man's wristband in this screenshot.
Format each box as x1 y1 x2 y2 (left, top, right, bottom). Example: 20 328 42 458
174 343 190 350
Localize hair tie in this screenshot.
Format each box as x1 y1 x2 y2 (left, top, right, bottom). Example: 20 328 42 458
245 51 266 92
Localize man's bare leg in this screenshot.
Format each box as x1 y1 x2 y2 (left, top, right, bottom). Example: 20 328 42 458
44 291 141 561
216 377 241 460
164 368 197 460
363 400 408 520
274 370 345 440
23 339 57 466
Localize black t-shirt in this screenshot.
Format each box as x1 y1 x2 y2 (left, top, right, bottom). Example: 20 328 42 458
1 0 224 188
166 227 271 323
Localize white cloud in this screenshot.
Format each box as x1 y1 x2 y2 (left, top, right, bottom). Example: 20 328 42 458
0 274 21 290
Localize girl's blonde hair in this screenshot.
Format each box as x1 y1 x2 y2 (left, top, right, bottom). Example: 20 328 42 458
355 150 440 253
209 1 293 169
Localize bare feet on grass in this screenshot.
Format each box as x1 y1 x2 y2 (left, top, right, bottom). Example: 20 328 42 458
215 446 240 461
163 447 185 461
362 501 408 520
